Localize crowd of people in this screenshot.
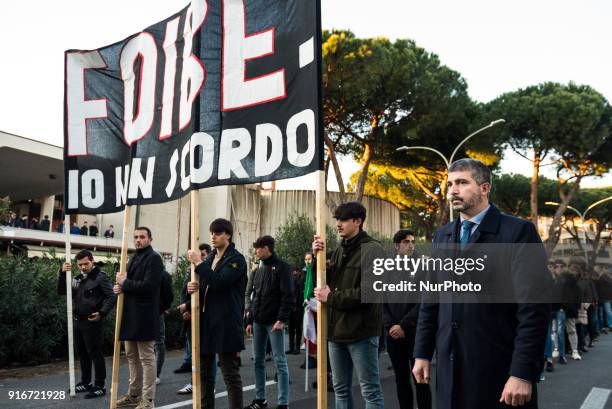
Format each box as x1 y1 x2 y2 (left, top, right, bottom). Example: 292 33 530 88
3 210 116 238
53 157 612 409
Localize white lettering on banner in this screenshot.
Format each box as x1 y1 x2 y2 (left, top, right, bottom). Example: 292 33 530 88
221 0 286 111
190 132 215 183
218 128 251 179
68 170 80 209
65 51 108 157
81 170 105 209
179 1 207 131
115 164 131 207
128 157 156 199
159 16 180 139
286 109 315 167
121 32 158 146
165 150 180 197
255 124 283 177
180 142 191 191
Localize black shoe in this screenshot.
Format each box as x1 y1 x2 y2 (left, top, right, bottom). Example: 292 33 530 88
174 363 191 374
559 356 568 364
545 361 554 372
588 342 595 348
579 347 589 353
244 399 268 409
276 406 288 409
84 385 106 399
74 382 92 393
292 349 300 355
286 348 294 354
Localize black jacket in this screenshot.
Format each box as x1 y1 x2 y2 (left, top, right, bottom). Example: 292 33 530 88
191 243 247 353
89 225 99 237
292 274 305 312
119 245 164 341
39 219 50 232
57 266 116 318
248 253 294 325
383 253 421 339
557 273 581 318
415 204 551 409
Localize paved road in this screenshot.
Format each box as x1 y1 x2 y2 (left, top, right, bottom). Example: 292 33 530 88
1 332 611 409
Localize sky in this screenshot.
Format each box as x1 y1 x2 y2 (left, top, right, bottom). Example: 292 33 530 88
1 0 611 189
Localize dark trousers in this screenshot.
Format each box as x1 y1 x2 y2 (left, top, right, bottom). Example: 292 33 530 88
75 320 106 387
577 323 587 350
288 309 303 351
201 352 243 409
387 335 432 409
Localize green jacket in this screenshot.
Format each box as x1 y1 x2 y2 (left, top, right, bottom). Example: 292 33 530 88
326 231 385 343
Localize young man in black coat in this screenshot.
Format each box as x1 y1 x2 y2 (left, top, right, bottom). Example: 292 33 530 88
287 267 305 355
58 249 115 399
244 236 294 409
384 229 431 409
113 226 164 409
188 218 247 409
413 158 551 409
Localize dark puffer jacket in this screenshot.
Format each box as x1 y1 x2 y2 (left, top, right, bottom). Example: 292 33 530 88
248 253 294 325
57 266 116 318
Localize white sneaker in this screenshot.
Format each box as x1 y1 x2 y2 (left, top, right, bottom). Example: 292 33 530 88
177 384 193 395
552 349 559 359
571 351 582 360
155 377 160 385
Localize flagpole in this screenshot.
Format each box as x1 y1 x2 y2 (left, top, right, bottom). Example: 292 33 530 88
64 214 76 397
109 206 132 409
190 190 202 409
315 170 328 409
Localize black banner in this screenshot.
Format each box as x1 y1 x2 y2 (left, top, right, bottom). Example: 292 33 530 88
64 0 322 214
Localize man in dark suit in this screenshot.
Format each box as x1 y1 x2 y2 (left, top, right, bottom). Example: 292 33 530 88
413 158 551 409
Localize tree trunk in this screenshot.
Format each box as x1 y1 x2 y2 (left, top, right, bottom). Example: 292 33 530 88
530 151 541 230
324 133 347 204
355 142 373 203
545 180 581 256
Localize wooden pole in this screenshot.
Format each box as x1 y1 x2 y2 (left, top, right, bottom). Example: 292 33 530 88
64 214 76 397
190 190 202 409
315 170 328 409
109 206 132 409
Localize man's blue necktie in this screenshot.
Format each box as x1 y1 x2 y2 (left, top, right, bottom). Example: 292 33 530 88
460 220 475 247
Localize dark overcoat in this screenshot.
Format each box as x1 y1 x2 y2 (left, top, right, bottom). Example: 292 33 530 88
414 204 551 409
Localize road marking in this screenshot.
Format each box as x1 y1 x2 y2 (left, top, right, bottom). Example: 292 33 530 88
157 380 276 409
580 387 611 409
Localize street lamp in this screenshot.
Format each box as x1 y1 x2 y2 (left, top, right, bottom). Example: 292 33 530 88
397 119 505 222
545 196 612 268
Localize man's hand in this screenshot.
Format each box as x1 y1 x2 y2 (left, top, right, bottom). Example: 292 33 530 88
182 311 191 321
113 284 122 294
272 320 284 332
187 281 199 294
312 235 324 255
412 358 431 384
61 262 71 273
187 250 202 265
314 285 331 303
116 272 127 285
88 312 101 322
499 376 532 407
178 303 187 314
246 324 253 336
389 324 405 339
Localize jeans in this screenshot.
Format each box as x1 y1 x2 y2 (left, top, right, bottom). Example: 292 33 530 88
387 335 431 409
75 320 106 387
155 314 166 377
544 320 553 359
605 302 612 328
328 336 384 409
253 322 289 405
183 328 192 365
552 310 566 357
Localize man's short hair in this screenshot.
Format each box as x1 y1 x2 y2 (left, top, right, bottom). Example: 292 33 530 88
209 218 233 241
199 243 212 253
110 225 114 228
76 249 94 261
83 221 88 224
554 259 566 266
135 226 152 238
253 235 275 252
393 229 416 244
448 158 491 185
333 201 367 227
